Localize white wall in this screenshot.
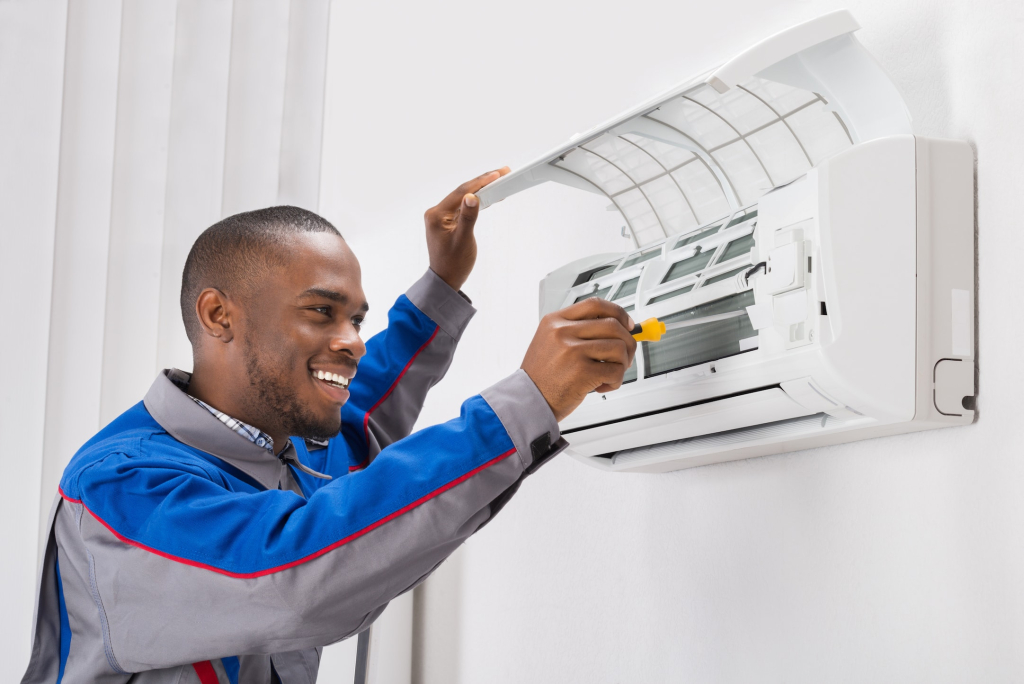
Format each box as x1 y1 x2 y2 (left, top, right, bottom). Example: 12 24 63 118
319 0 1024 681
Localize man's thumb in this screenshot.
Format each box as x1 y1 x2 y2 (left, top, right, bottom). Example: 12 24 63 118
457 193 480 233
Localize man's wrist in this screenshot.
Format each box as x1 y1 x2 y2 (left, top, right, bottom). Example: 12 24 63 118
407 269 476 340
428 265 466 293
480 370 565 474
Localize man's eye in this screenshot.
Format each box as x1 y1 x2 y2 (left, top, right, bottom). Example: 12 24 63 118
313 306 331 316
352 317 364 330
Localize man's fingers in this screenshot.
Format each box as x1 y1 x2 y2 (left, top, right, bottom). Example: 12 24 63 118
438 167 510 211
586 357 627 392
576 338 632 367
522 289 638 421
561 318 636 363
461 166 509 194
564 317 635 342
563 297 634 331
427 168 511 235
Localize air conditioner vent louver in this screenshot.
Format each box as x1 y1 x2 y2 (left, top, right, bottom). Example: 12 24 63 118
611 412 832 467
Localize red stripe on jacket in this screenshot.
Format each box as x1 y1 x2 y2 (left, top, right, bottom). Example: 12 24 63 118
352 325 440 472
191 661 219 684
58 446 515 579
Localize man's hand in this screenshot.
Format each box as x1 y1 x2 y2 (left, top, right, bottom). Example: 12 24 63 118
520 298 637 422
425 167 510 291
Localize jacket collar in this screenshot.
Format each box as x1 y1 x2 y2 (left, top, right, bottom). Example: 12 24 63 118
143 369 285 491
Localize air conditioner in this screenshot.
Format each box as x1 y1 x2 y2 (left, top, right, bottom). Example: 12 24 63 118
477 10 976 473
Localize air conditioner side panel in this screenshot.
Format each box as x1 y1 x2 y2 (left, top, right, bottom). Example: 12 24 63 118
914 137 976 425
817 136 917 422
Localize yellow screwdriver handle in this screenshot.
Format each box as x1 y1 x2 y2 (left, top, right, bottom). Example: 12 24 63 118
630 317 666 342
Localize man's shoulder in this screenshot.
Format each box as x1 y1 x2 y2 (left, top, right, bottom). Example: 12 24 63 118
60 400 217 500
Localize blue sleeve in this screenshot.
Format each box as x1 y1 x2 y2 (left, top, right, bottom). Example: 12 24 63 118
332 269 477 475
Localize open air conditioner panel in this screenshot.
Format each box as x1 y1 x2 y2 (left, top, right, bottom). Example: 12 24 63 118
550 82 852 246
478 10 912 248
477 11 974 473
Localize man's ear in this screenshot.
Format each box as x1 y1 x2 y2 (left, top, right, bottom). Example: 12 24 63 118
195 288 235 343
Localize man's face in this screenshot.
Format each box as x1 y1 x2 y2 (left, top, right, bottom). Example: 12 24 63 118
235 232 367 442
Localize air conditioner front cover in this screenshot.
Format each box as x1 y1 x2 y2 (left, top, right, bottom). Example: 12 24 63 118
476 10 912 248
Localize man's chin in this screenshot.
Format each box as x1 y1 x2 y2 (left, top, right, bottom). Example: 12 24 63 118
288 415 343 443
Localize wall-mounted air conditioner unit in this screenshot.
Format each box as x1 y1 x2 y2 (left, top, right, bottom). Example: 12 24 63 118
477 10 976 473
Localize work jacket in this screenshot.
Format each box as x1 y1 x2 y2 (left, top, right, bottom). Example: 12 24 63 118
22 270 565 683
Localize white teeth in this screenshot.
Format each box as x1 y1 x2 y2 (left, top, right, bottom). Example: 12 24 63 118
313 369 349 389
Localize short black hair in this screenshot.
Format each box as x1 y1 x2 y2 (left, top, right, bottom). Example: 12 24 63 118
180 205 342 345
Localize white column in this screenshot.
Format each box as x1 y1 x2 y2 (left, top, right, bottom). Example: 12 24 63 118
155 0 234 375
318 0 351 230
38 0 124 558
99 0 179 424
0 0 68 670
220 0 291 216
368 593 415 684
278 0 332 210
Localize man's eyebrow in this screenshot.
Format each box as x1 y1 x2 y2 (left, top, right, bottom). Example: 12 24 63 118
300 288 369 311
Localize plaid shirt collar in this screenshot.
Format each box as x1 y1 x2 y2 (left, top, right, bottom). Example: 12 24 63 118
168 373 280 455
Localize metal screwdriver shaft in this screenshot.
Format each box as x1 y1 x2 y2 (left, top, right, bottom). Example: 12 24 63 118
630 310 747 342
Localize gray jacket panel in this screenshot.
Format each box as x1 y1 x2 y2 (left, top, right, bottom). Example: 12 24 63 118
362 269 477 463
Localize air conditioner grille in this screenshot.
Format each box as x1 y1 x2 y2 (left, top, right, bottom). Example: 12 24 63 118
612 413 830 466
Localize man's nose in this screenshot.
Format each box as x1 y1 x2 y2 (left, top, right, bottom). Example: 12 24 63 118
329 325 366 361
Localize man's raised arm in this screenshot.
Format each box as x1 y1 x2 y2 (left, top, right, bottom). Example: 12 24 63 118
337 169 510 469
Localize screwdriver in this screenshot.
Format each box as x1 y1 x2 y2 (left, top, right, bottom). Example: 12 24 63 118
630 310 747 342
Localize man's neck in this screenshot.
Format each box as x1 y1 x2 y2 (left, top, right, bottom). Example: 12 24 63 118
187 367 290 455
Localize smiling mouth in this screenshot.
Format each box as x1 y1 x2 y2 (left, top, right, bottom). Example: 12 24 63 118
312 370 350 389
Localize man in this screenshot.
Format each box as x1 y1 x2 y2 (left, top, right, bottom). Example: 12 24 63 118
22 170 636 683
